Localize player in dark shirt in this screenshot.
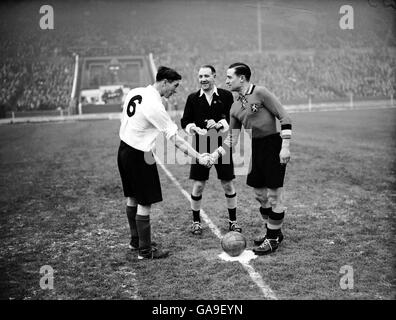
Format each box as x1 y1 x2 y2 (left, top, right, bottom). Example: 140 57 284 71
211 62 292 255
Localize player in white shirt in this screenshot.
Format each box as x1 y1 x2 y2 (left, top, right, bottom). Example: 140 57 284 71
118 66 213 260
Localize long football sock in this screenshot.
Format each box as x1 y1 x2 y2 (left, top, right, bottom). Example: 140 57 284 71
126 206 138 245
191 194 202 222
225 193 237 221
259 206 271 227
192 210 201 222
135 214 151 250
267 210 285 239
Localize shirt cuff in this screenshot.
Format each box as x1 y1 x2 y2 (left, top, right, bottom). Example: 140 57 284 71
218 119 229 133
281 129 292 139
281 124 292 139
185 123 196 135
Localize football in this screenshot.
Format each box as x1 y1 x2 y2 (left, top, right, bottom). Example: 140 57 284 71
221 231 247 257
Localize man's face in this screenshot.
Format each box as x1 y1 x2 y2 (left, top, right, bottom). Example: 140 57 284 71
225 68 242 92
198 67 215 91
163 80 180 98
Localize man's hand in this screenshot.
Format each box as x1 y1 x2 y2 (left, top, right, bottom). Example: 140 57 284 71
279 147 290 165
205 119 217 129
191 125 207 135
209 147 226 164
205 119 224 131
198 153 214 168
214 122 224 130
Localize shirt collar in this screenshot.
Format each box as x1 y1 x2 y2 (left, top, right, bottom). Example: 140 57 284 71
237 84 255 102
199 85 219 97
243 83 255 96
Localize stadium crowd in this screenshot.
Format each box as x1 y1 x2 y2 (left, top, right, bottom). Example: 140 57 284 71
156 48 395 109
0 0 394 114
0 39 74 111
15 58 74 110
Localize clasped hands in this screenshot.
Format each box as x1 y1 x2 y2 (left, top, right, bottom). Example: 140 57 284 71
191 119 223 135
197 152 216 168
205 119 223 131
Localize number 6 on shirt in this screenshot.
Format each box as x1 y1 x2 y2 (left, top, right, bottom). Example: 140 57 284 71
127 95 142 117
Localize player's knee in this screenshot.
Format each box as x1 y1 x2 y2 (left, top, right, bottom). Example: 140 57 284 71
268 188 283 209
221 180 235 194
127 197 137 207
137 204 151 216
255 195 268 207
254 189 268 207
192 181 206 196
267 194 278 207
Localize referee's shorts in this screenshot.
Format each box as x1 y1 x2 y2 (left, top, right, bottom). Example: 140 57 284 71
117 140 163 205
246 133 286 189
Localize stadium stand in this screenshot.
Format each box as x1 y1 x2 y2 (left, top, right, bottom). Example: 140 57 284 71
0 0 394 117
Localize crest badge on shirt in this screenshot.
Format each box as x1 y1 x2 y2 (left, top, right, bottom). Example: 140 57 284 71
250 104 258 113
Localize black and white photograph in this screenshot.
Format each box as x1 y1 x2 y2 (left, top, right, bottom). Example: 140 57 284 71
0 0 395 307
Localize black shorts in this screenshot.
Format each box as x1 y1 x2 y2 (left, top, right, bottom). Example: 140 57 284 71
117 140 163 205
189 160 235 181
246 133 286 189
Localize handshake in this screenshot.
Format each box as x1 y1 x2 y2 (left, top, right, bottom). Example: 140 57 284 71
197 147 226 168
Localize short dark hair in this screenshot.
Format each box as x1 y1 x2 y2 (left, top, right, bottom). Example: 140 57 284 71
228 62 251 81
200 65 216 74
156 66 182 82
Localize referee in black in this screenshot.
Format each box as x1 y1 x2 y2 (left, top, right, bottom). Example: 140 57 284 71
181 65 242 236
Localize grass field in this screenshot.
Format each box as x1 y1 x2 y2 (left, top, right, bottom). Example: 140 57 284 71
0 108 395 300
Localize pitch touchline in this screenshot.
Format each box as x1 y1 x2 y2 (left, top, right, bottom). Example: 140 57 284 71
154 154 278 300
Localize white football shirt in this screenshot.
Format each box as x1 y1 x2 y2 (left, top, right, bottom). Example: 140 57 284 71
119 85 178 152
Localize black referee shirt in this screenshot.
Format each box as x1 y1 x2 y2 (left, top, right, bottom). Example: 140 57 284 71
180 87 234 130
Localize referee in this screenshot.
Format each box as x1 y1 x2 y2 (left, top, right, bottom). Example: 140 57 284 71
181 65 241 236
118 66 212 260
212 62 292 255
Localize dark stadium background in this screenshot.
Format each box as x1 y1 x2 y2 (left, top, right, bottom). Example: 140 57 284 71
0 0 394 118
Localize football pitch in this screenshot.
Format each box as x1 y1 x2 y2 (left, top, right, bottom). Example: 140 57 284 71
0 108 395 300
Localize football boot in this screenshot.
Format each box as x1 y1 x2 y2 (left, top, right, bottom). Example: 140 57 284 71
254 230 283 246
191 221 202 235
253 236 282 256
138 246 169 260
129 238 157 251
229 220 242 233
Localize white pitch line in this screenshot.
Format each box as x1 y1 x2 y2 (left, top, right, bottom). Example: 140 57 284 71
154 154 278 300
